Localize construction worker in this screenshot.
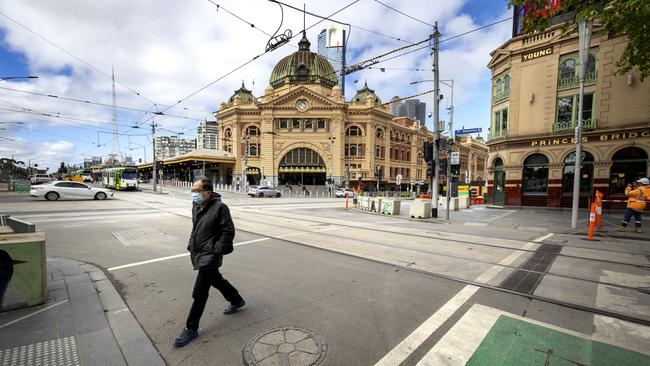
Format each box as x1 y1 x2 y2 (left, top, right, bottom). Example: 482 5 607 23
615 178 650 233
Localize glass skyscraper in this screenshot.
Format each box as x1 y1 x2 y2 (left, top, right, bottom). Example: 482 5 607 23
317 25 344 91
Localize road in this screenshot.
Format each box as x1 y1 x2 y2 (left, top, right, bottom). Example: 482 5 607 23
5 188 650 365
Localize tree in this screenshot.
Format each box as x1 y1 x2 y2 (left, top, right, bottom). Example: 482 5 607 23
509 0 650 80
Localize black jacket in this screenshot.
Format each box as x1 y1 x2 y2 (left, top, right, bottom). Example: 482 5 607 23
187 193 235 270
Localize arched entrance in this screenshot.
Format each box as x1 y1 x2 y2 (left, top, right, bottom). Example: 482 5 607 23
561 151 594 207
610 147 648 196
493 158 505 205
278 147 326 185
522 154 549 206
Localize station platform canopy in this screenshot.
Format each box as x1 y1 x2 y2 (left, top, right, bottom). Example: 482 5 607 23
137 148 236 169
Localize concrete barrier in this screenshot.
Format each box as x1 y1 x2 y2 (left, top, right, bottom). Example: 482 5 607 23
410 200 432 219
370 198 383 213
380 199 401 215
439 197 459 211
458 196 470 209
358 196 371 211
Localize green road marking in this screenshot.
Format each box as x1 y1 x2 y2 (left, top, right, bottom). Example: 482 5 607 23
467 315 650 366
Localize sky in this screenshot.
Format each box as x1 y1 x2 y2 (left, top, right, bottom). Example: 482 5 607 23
0 0 513 171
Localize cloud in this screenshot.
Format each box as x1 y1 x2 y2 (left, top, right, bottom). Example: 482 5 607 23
0 137 76 170
0 0 512 162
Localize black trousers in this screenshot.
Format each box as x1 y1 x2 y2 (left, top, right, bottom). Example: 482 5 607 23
186 268 242 331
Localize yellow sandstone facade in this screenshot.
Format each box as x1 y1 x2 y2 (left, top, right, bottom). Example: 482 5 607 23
216 33 431 190
487 21 650 207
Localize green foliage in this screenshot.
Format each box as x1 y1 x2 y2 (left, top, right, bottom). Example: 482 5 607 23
509 0 650 80
0 157 30 179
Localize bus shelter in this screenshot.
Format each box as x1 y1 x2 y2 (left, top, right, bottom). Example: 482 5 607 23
137 148 236 185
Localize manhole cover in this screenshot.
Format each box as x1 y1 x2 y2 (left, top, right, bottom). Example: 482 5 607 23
243 326 326 366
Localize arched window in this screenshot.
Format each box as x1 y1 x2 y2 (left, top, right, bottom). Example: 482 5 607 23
610 147 648 195
560 59 576 81
349 145 357 157
503 74 511 95
246 126 259 136
224 128 232 139
346 126 362 136
523 154 549 194
279 147 325 167
562 151 594 194
376 128 384 139
495 79 503 94
493 157 504 169
249 144 258 156
586 54 597 76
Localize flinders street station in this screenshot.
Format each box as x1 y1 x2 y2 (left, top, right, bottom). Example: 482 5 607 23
216 32 433 189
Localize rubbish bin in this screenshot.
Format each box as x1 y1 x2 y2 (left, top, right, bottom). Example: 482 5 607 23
0 217 46 312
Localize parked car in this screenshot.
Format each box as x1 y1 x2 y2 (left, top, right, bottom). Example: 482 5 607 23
30 181 113 201
248 186 282 198
335 188 354 198
30 174 53 185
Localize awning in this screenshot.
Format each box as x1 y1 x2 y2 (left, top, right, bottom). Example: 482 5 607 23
278 166 326 173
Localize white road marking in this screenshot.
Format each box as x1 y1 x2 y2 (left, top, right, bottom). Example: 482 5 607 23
593 315 650 357
374 233 552 365
485 209 517 222
533 232 554 242
63 224 86 228
374 286 479 366
0 300 69 329
23 213 172 224
107 238 270 271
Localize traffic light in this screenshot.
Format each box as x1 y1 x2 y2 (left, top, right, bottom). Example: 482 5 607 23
423 141 433 162
426 160 434 177
451 164 460 176
439 158 448 173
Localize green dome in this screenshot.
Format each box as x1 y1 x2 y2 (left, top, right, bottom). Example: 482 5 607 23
352 81 382 104
228 82 255 104
269 32 338 88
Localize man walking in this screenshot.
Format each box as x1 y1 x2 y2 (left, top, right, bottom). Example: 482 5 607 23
615 178 650 233
173 179 246 347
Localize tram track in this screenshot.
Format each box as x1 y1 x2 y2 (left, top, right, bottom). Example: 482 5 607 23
232 208 650 270
230 213 650 293
118 198 650 327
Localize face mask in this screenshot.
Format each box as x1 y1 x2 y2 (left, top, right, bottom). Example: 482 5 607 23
192 192 205 204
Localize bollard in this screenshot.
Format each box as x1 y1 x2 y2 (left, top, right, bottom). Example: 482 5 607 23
595 190 603 231
587 202 597 240
345 192 349 209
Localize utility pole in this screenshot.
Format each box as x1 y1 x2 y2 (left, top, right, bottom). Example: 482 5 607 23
571 20 592 229
242 135 249 193
445 79 455 220
152 120 158 192
431 22 441 218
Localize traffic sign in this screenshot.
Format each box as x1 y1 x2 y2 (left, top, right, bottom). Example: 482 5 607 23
454 127 482 135
450 152 460 165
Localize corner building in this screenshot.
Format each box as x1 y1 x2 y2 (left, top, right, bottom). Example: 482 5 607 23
217 34 431 189
486 20 650 207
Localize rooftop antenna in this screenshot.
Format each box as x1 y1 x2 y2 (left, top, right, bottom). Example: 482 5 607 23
303 3 306 34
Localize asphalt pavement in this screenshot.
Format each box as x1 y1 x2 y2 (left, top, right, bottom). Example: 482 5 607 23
1 190 650 365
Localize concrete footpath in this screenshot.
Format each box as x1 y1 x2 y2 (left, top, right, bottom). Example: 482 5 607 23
0 258 164 366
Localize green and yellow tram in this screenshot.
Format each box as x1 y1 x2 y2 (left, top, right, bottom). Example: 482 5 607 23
101 167 138 190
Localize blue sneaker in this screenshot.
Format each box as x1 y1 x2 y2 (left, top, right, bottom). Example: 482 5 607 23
173 328 198 348
223 299 246 314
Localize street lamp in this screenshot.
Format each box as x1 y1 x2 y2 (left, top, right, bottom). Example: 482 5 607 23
0 76 38 81
411 79 454 220
129 142 147 162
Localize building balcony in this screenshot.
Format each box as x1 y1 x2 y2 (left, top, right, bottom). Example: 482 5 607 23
557 71 597 89
488 129 507 141
492 91 509 103
552 118 597 133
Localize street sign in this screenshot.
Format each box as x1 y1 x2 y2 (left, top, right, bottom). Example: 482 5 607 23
450 152 460 165
454 127 482 135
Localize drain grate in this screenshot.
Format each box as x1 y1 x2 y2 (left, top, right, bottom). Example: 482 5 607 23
499 244 562 294
0 336 80 366
243 326 326 366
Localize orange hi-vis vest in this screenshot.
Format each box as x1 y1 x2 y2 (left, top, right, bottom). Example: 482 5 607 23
626 185 650 211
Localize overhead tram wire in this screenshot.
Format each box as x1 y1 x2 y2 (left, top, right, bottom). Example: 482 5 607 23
146 0 362 130
0 86 203 122
0 105 161 129
372 0 434 28
0 11 162 109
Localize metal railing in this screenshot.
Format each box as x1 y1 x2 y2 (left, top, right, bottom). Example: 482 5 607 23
552 118 596 133
488 129 507 141
492 90 509 103
558 71 597 89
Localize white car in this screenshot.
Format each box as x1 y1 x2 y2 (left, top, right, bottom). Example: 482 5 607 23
30 181 114 201
248 186 282 198
335 188 354 198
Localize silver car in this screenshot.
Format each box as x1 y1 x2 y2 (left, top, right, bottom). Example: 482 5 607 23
30 181 113 201
248 186 282 198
